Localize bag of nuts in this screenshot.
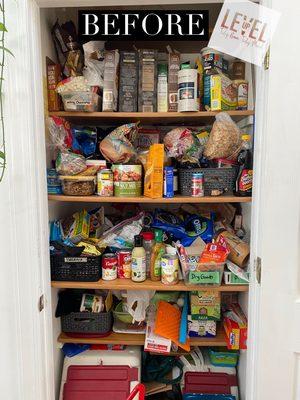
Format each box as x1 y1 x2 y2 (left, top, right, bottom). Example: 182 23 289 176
203 112 242 160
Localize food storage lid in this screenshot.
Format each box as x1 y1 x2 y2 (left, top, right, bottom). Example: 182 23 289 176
59 175 96 181
141 231 154 241
86 159 107 166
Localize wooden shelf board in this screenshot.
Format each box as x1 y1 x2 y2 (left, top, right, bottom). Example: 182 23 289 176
48 194 251 204
51 279 248 292
48 110 254 124
58 329 227 347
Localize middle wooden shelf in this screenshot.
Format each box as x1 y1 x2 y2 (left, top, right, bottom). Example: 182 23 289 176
51 278 248 292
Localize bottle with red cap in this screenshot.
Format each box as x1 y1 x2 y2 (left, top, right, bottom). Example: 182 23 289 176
141 231 154 278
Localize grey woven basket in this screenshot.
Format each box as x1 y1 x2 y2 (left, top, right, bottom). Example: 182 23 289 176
179 167 239 196
61 311 113 334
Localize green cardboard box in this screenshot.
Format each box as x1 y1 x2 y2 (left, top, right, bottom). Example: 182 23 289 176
190 290 221 321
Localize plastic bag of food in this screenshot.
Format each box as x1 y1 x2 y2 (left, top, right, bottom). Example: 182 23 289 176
98 212 144 249
56 76 91 94
56 150 87 175
164 127 202 163
47 116 73 151
82 41 105 88
203 112 242 160
99 123 139 163
71 126 97 157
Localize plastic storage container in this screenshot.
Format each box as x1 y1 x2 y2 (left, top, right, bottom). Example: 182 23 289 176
59 175 96 196
61 91 100 112
61 310 113 336
185 262 225 286
50 254 101 281
179 167 238 196
59 347 141 400
208 348 239 368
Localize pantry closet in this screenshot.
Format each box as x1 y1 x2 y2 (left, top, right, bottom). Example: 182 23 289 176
42 3 254 400
4 0 300 400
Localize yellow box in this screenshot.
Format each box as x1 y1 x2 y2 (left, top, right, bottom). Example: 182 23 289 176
210 73 237 111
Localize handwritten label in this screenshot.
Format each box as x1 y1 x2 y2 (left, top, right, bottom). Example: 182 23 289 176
189 271 220 284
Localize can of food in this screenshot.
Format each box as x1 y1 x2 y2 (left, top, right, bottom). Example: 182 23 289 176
80 293 104 313
191 172 204 197
178 68 199 112
117 250 132 279
97 169 113 197
163 166 174 198
102 253 118 280
112 164 142 197
161 254 179 285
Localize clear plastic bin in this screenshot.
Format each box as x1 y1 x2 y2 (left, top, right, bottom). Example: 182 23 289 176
59 175 96 196
61 91 100 112
185 262 225 286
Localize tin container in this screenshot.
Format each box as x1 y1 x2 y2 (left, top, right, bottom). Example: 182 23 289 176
97 169 113 197
102 253 118 281
161 254 179 285
117 250 132 279
112 164 142 197
163 166 174 198
178 68 199 112
191 172 204 197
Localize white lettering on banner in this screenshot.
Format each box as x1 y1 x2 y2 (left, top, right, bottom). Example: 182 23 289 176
208 0 281 66
124 14 139 35
166 14 184 36
142 13 163 36
83 14 99 35
104 14 120 35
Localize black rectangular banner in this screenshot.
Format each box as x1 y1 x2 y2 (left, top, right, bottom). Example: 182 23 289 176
78 10 209 41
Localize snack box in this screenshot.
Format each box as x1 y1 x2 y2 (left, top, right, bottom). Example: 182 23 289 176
138 49 157 112
188 316 217 338
103 50 119 112
224 271 249 285
223 303 247 350
119 51 138 112
168 52 180 111
46 59 62 111
190 291 221 321
63 210 90 244
210 73 237 111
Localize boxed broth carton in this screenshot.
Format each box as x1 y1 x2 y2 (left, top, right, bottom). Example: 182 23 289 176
168 53 180 111
103 50 119 112
119 51 138 112
138 49 157 112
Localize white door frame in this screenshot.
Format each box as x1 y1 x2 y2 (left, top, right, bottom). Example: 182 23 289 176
4 0 270 399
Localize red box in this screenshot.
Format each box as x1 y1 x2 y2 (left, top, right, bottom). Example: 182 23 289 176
223 303 247 350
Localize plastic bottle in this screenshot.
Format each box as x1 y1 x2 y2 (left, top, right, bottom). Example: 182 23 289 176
150 229 166 281
131 235 146 282
141 231 154 278
235 150 253 197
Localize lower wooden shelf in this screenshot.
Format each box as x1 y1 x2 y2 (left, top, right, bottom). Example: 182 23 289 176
51 278 248 292
58 329 227 347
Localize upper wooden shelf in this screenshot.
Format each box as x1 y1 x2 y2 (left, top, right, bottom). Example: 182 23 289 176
48 110 254 124
51 278 248 292
58 328 227 347
48 194 251 204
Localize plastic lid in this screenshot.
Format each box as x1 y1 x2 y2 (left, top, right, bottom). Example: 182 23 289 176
86 159 107 166
134 235 143 247
154 229 163 243
59 175 96 181
141 231 154 241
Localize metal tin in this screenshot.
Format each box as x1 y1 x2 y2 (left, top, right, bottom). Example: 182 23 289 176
102 253 118 281
97 169 113 197
191 172 204 197
117 250 132 279
163 166 174 198
161 254 179 285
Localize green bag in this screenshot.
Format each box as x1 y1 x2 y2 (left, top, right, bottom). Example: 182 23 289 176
142 353 183 385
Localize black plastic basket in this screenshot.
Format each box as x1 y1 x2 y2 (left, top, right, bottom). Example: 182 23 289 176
50 254 101 282
61 311 113 335
179 167 239 196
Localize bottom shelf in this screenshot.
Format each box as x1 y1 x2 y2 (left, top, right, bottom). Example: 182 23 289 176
58 329 227 347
